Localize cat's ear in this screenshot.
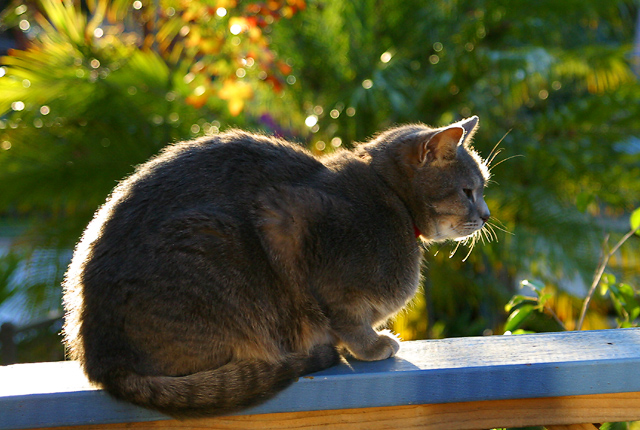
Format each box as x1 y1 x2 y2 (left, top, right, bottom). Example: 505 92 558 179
452 115 479 145
416 116 479 166
417 126 465 166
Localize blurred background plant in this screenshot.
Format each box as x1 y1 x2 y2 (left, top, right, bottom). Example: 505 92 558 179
0 0 639 364
505 208 640 335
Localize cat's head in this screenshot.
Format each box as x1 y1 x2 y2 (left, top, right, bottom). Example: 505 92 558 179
369 116 491 243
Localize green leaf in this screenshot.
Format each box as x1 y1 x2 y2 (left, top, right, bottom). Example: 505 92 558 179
602 273 616 285
521 279 545 294
618 283 635 298
610 291 625 318
618 283 640 315
631 207 640 236
609 283 620 296
504 304 535 332
504 294 535 312
619 321 637 329
608 283 640 325
511 329 537 335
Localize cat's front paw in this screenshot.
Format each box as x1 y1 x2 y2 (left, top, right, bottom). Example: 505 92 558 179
377 330 401 357
357 331 401 361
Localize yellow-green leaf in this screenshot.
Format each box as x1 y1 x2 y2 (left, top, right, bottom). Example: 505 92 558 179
631 207 640 236
504 304 535 332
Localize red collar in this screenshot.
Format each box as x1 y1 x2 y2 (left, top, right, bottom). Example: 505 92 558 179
414 224 422 238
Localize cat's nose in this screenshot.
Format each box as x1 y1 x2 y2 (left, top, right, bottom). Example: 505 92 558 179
478 199 490 223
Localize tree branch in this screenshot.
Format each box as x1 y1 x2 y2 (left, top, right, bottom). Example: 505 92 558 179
577 225 640 330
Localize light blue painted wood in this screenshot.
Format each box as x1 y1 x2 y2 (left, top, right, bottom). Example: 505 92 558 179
1 328 640 429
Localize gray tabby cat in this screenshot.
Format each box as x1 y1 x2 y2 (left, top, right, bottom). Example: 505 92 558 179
63 115 490 418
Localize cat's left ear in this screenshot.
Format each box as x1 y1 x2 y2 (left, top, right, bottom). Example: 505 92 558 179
452 115 479 144
417 116 479 166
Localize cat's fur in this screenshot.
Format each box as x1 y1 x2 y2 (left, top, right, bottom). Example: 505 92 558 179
63 116 490 418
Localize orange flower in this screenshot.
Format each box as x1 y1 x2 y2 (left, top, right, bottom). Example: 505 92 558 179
186 91 209 109
218 79 253 116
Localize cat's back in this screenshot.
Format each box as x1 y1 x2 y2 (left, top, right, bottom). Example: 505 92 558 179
91 131 321 234
134 130 322 198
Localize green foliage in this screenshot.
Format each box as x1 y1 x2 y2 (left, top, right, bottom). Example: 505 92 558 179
0 251 21 304
504 280 554 333
602 275 640 328
504 280 568 333
9 317 65 363
506 207 640 333
0 0 304 322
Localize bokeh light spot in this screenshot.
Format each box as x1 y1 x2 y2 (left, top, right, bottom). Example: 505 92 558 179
305 115 318 127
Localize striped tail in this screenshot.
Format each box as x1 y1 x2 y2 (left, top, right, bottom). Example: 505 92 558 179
99 344 340 418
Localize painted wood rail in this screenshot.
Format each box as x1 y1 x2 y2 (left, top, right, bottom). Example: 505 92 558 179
1 328 640 430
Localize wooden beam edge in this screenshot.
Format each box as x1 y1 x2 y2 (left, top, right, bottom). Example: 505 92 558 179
35 391 640 430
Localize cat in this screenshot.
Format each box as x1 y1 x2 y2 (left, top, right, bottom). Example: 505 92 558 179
62 115 490 418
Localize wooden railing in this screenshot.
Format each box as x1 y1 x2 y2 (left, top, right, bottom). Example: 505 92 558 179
1 328 640 430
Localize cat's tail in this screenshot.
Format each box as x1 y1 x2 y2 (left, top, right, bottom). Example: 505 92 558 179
99 344 340 418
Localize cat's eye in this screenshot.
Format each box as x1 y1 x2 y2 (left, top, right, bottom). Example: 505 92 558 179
463 189 474 201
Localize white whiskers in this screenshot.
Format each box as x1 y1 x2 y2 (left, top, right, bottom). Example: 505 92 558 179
446 216 513 262
483 130 524 174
